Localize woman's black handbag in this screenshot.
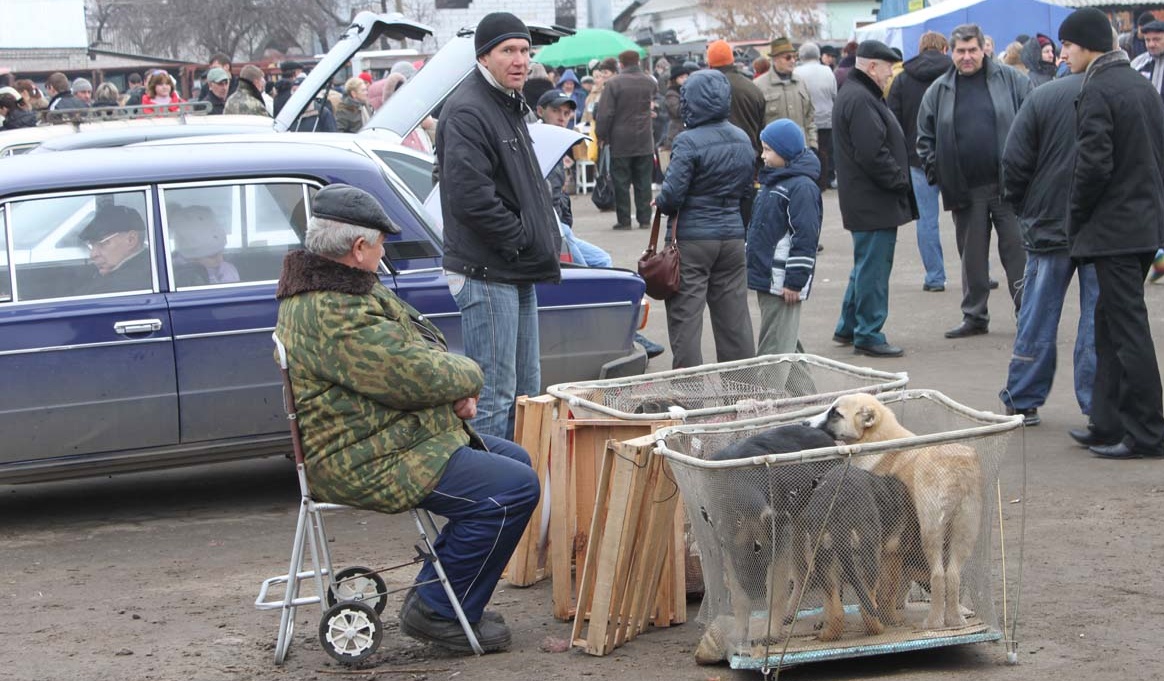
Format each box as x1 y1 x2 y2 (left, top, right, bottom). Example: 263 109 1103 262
591 145 615 211
637 208 681 300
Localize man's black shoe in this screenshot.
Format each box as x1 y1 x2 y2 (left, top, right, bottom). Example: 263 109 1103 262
1069 427 1121 448
1089 442 1163 459
832 333 853 346
989 278 1000 290
612 222 632 231
401 587 504 625
944 323 988 339
638 222 651 229
853 343 904 358
399 591 511 653
923 283 946 292
1005 406 1040 427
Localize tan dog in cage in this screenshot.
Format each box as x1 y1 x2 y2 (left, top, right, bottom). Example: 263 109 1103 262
807 393 983 631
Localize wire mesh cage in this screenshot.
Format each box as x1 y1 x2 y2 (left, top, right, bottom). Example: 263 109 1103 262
654 390 1025 671
547 354 909 422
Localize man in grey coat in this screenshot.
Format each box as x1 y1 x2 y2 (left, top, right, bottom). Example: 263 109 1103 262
794 42 837 190
917 23 1031 340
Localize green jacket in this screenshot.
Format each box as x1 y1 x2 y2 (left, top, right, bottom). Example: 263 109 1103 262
274 250 484 513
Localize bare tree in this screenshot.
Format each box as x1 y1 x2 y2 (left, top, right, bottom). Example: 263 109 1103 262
698 0 822 42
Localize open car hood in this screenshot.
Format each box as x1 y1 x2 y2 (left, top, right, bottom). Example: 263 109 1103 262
367 22 574 139
422 123 584 230
274 12 434 132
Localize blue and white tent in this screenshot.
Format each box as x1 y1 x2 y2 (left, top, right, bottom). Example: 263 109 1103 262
854 0 1076 60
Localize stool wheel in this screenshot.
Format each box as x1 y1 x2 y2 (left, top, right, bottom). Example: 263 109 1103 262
319 600 382 665
326 566 388 614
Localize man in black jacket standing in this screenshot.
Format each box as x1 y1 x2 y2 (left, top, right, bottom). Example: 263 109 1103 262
888 30 951 293
917 24 1031 340
1058 8 1164 459
832 40 916 359
436 12 561 441
998 71 1096 428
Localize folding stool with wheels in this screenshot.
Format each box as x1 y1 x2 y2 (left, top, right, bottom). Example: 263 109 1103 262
255 333 483 665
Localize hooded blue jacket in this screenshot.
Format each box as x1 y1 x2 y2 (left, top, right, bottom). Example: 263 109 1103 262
746 152 822 296
655 70 754 240
556 69 587 118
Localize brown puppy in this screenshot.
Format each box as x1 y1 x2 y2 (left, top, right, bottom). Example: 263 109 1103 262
808 393 983 630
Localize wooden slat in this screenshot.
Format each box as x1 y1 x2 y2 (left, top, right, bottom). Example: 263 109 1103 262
549 407 573 620
504 395 556 587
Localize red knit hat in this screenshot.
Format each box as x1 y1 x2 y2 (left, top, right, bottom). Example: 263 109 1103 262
358 71 373 84
707 40 734 68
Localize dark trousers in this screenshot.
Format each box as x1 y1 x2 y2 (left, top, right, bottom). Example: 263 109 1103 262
664 238 755 369
1090 253 1164 452
610 153 654 226
950 184 1026 327
415 434 540 622
816 128 834 189
834 229 897 348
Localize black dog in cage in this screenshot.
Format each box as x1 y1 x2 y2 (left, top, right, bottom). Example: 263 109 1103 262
701 424 837 645
786 464 916 641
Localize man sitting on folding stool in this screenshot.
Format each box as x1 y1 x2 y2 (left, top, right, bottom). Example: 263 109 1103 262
274 183 540 653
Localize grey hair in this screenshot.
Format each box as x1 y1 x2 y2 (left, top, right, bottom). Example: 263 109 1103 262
799 42 820 61
950 24 985 49
304 216 382 258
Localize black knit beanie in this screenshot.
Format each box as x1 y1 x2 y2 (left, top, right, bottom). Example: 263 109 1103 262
475 12 531 57
1058 8 1114 54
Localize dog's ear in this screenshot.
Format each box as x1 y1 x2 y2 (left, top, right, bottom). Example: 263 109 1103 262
857 404 878 432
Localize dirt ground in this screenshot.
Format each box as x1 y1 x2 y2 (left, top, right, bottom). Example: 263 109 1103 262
3 191 1164 681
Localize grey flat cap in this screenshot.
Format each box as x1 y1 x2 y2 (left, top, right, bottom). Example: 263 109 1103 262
312 184 400 234
857 40 902 62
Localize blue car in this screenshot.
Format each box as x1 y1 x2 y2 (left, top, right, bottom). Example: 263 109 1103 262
0 141 647 483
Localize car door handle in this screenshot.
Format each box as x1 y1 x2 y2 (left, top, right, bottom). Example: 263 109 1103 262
114 319 163 335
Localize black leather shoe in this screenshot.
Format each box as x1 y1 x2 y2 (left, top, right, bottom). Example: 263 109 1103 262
1089 442 1157 460
832 333 853 346
853 343 904 358
402 587 504 625
612 222 632 230
923 283 946 292
944 323 988 339
1069 427 1121 448
399 591 512 653
989 278 1000 290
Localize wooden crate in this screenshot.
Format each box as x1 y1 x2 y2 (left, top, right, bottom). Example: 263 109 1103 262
548 410 682 622
571 434 687 655
503 395 556 587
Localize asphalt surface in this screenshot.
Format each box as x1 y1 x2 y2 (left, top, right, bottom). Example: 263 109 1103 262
2 189 1163 681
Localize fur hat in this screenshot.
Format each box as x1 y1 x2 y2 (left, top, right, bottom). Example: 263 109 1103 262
1058 7 1114 54
706 40 734 68
760 119 806 162
474 12 531 57
171 207 227 259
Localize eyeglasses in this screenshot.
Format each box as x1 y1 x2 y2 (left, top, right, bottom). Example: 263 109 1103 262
85 232 123 250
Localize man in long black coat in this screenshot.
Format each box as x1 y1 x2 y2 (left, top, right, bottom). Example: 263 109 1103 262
1058 9 1164 459
831 40 916 358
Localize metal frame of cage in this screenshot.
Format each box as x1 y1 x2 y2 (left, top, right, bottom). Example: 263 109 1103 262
653 389 1027 673
548 353 909 422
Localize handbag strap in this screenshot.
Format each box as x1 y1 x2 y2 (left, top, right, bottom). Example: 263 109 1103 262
646 206 663 252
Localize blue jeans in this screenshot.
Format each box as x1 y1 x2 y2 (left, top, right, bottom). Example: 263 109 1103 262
834 229 897 348
449 275 541 440
910 166 945 288
999 252 1097 414
415 434 540 622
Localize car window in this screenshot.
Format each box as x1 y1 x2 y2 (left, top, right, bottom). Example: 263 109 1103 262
0 206 10 303
5 190 153 302
162 182 310 289
371 149 436 201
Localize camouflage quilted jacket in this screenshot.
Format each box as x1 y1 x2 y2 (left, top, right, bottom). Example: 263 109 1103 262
274 250 484 513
